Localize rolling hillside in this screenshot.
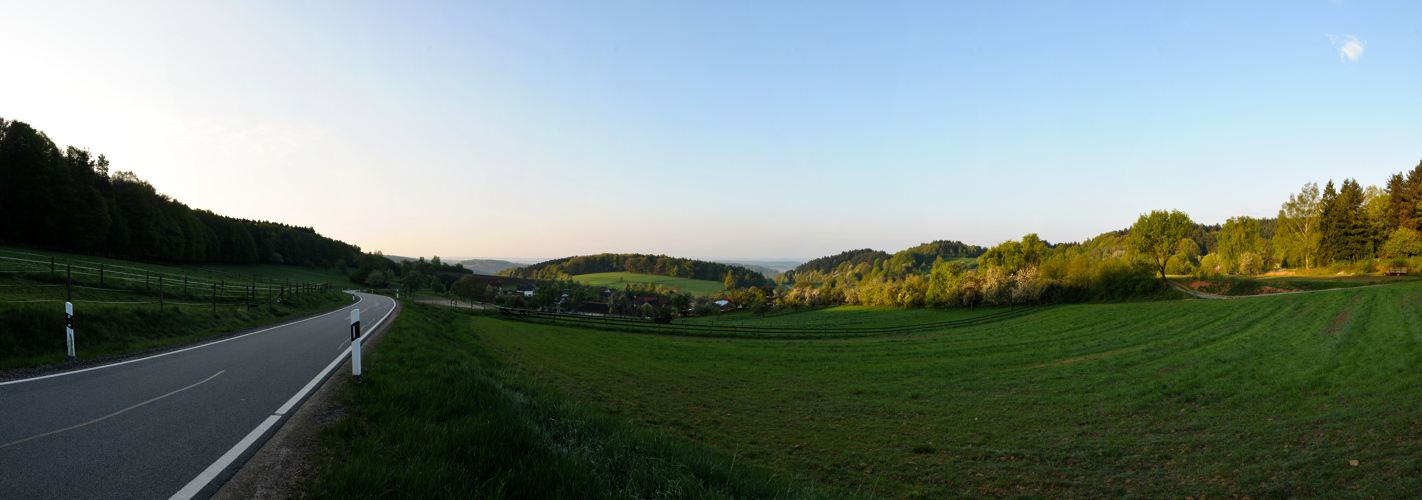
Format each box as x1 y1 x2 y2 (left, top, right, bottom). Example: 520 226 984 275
574 272 726 296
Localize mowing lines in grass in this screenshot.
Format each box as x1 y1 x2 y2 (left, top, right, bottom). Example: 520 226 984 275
473 281 1422 498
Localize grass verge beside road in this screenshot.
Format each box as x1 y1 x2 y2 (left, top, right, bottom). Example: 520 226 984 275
0 289 350 370
304 301 849 499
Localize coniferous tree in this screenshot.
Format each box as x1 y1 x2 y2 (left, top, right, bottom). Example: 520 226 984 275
1337 179 1370 262
1318 181 1341 263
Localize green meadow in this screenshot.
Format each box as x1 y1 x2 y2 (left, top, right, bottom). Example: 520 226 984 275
307 302 848 499
679 305 1004 329
574 272 727 296
468 282 1422 498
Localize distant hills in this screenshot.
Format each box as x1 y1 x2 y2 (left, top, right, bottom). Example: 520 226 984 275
384 255 529 275
499 253 774 289
725 263 782 278
791 240 986 278
458 259 527 275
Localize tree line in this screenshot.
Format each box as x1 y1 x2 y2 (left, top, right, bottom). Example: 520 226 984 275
0 119 360 267
348 253 472 290
497 253 774 289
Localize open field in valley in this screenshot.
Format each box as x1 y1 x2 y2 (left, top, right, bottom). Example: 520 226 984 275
679 305 1007 330
574 272 727 296
473 281 1422 498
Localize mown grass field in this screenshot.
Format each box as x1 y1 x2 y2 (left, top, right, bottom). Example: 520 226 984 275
1172 275 1415 297
307 302 848 499
574 272 726 296
474 283 1422 498
680 305 1004 329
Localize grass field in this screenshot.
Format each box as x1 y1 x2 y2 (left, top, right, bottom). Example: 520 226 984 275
679 305 1004 329
306 302 848 499
0 244 352 370
474 282 1422 498
574 272 726 296
1172 274 1416 297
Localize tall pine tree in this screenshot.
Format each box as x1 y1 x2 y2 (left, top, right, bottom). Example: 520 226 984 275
1388 160 1422 231
1318 181 1341 264
1336 179 1370 262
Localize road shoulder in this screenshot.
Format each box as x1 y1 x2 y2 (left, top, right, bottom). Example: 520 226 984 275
212 299 402 500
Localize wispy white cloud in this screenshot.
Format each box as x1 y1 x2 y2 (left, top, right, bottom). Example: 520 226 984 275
1326 34 1366 62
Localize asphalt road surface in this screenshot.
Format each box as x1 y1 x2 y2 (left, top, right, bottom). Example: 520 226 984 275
0 291 396 499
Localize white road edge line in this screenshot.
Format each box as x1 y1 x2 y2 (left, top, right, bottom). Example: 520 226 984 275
168 294 396 500
0 294 366 387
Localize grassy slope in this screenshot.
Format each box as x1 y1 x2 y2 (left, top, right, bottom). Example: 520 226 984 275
475 283 1422 498
307 302 851 499
0 244 352 369
575 272 726 296
203 263 354 287
0 244 351 288
0 287 347 369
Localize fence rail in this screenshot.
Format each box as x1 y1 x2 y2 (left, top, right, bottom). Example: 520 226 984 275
0 256 334 309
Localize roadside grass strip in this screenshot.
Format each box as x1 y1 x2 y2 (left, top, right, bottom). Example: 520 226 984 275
0 287 350 370
306 301 856 499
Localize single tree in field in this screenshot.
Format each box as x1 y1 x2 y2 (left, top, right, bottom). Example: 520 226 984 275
1127 209 1195 288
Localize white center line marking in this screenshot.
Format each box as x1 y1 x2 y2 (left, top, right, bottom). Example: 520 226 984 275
0 371 225 450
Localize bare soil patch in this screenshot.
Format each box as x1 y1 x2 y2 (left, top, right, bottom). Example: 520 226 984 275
1320 296 1362 336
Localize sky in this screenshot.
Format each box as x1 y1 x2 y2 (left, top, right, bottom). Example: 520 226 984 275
2 1 1419 261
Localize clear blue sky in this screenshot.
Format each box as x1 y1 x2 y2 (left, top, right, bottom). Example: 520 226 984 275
2 1 1419 260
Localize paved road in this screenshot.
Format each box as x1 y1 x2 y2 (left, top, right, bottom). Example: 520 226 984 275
0 291 396 499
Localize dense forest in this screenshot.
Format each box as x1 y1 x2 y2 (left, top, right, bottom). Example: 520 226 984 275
0 119 360 267
498 253 774 289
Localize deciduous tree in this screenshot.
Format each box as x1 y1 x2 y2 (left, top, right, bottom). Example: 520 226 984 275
1126 210 1195 288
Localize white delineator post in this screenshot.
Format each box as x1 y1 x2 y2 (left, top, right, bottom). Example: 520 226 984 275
65 302 75 362
350 308 362 382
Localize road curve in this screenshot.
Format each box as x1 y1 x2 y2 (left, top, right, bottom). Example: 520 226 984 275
0 291 397 499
